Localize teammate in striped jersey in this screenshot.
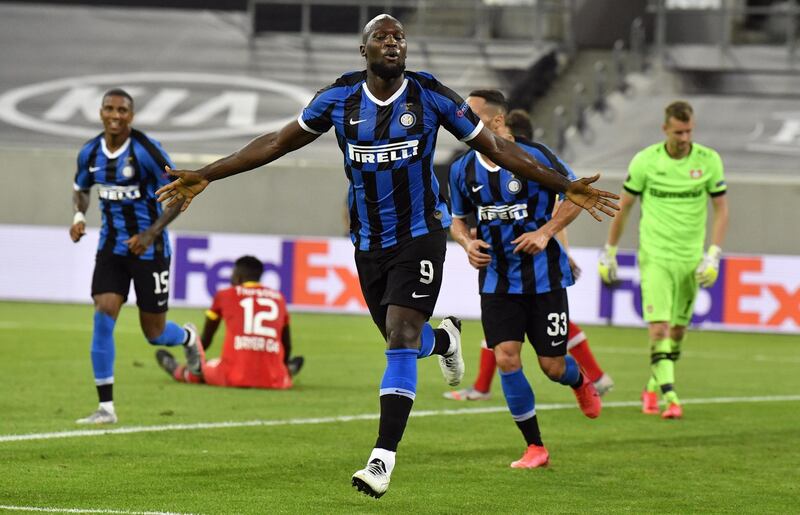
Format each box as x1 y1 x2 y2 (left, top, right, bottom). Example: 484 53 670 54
449 90 602 469
155 15 618 497
70 89 201 425
445 109 614 402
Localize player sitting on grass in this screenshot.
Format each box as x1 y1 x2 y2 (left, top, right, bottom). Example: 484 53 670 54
156 256 303 388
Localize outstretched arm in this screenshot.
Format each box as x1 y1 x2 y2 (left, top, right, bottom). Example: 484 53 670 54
70 189 90 242
157 120 320 210
467 128 619 221
467 128 569 192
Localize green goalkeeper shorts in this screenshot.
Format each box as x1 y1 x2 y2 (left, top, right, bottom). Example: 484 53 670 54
638 250 700 326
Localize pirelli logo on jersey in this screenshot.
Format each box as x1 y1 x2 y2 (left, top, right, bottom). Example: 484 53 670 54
478 203 528 222
348 140 419 164
97 184 142 201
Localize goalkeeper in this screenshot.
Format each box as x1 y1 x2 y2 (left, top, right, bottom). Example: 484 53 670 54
598 101 729 419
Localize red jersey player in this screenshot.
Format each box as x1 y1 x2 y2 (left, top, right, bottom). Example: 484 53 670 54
156 255 303 388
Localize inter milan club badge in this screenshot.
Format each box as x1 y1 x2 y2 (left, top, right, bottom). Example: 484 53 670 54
122 165 134 178
399 112 416 128
506 178 522 194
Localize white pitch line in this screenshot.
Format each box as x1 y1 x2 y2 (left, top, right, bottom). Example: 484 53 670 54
2 395 800 444
0 506 195 515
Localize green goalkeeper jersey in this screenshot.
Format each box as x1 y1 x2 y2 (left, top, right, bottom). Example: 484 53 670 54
624 142 726 262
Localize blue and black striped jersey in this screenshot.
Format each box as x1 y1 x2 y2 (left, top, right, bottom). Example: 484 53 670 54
298 71 483 251
73 129 175 260
449 139 577 295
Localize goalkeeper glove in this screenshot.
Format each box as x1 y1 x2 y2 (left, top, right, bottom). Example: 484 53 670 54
598 244 618 285
696 245 722 288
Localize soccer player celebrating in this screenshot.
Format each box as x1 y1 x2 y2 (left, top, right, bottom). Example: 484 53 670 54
70 89 201 425
445 108 614 403
448 90 602 469
155 15 618 498
155 255 303 388
598 100 729 419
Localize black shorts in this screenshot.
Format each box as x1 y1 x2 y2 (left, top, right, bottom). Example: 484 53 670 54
91 251 171 313
354 230 447 335
481 289 569 357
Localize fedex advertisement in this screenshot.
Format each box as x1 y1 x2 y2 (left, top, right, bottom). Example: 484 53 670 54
1 224 798 334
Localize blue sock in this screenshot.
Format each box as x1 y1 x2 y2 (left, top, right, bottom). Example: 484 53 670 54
499 368 536 421
91 312 116 385
147 321 186 346
557 355 581 386
380 349 418 400
417 323 435 359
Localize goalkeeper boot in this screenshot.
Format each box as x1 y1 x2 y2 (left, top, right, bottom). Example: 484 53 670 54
76 407 117 425
510 444 549 469
593 373 615 397
352 458 390 498
182 323 202 375
661 402 683 419
572 374 602 418
437 317 464 387
443 387 491 401
641 390 659 415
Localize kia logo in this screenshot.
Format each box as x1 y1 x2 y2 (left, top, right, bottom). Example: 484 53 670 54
0 72 314 141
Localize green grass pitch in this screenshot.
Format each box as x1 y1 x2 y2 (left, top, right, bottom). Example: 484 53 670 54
1 301 799 514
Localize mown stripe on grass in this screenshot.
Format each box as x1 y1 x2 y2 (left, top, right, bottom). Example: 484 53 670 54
0 505 195 515
2 395 799 444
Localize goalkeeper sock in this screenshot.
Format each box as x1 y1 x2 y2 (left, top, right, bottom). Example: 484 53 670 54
651 338 680 404
645 375 658 393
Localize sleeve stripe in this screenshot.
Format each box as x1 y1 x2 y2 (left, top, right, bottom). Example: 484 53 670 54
205 309 220 320
709 190 727 198
73 183 89 192
296 115 322 135
623 185 641 196
459 120 484 142
452 213 470 218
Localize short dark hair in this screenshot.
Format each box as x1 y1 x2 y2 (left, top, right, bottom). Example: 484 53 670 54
467 89 508 112
506 109 533 140
102 88 134 110
665 100 693 123
362 14 402 44
234 255 264 282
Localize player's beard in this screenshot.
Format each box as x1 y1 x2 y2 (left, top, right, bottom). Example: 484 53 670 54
370 61 405 80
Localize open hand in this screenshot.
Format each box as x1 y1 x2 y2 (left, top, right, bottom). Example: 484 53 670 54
566 174 620 221
156 166 209 211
